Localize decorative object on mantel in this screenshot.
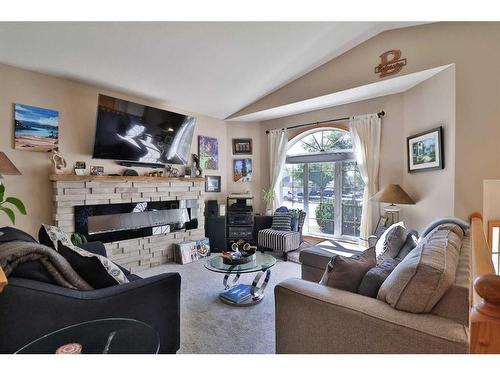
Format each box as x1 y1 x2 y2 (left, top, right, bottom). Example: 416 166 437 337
232 138 252 155
233 159 252 182
370 184 416 225
122 169 139 176
191 154 202 177
147 170 164 177
165 165 179 177
407 126 444 173
90 165 104 176
374 49 407 78
14 103 59 152
51 150 68 174
74 161 86 176
205 176 221 192
0 152 26 224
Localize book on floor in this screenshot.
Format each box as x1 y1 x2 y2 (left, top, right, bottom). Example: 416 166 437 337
220 284 253 303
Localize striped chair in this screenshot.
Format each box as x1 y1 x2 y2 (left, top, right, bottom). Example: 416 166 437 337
258 210 306 261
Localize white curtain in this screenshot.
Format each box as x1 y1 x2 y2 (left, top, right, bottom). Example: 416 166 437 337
349 114 381 242
268 129 288 211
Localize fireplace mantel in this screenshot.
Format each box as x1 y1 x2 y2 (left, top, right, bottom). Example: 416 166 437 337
50 174 206 183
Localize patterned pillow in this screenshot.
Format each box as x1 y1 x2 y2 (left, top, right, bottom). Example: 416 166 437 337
271 212 292 231
40 224 129 285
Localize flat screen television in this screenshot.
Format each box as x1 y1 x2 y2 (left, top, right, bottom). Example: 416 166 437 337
92 94 196 165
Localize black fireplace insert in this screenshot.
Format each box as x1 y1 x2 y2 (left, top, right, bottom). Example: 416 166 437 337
74 199 198 243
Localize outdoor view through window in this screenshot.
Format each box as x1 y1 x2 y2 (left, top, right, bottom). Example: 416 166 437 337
280 128 364 239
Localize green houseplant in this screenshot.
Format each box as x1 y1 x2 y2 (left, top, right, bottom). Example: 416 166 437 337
0 182 26 224
315 202 334 234
262 188 275 215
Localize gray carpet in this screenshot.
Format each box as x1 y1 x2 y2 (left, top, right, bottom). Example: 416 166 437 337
137 257 300 354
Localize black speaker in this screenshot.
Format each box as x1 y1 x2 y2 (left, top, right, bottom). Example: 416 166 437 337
205 216 226 252
206 200 219 217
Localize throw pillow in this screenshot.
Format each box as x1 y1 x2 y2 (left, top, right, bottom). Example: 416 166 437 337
357 258 400 298
271 212 292 231
319 247 376 293
0 227 37 243
40 224 129 287
57 241 123 288
377 224 461 313
395 230 418 261
375 222 407 261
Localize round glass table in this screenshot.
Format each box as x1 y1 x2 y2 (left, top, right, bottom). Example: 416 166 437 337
205 252 277 306
15 318 160 354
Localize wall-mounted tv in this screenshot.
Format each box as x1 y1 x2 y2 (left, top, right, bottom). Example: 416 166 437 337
92 94 196 165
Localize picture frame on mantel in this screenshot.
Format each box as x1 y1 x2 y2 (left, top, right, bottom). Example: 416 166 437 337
407 126 444 173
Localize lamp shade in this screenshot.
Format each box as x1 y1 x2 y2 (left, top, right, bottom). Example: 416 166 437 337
0 152 21 176
370 184 415 205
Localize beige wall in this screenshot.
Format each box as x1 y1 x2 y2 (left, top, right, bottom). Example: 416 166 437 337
400 66 456 231
226 123 264 213
0 63 262 236
233 22 500 220
258 67 455 233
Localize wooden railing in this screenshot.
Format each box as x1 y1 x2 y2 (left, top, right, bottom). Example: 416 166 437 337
470 213 500 353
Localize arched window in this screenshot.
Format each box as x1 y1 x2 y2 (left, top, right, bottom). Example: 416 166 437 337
281 127 364 239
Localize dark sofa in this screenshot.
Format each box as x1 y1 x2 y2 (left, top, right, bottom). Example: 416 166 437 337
0 241 181 354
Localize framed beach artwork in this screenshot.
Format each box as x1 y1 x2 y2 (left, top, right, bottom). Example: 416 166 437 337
407 126 444 173
198 136 218 170
233 158 252 182
14 103 59 152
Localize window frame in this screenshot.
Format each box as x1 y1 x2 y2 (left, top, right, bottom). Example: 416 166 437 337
282 126 363 241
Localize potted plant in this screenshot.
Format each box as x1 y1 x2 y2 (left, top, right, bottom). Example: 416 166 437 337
262 188 275 216
0 183 26 224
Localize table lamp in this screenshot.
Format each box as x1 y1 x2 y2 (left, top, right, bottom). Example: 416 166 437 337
0 152 21 179
370 184 415 224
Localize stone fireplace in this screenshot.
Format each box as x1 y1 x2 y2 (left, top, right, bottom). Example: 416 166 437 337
51 175 206 273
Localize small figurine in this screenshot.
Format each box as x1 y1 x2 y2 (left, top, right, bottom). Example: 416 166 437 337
192 154 202 177
51 150 67 174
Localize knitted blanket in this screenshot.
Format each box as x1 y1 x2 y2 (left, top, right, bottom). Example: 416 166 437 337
0 241 93 291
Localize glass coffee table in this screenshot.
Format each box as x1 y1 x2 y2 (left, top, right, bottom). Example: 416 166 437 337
15 318 160 354
205 252 277 306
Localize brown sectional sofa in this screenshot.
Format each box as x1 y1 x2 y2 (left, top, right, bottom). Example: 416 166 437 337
274 224 471 353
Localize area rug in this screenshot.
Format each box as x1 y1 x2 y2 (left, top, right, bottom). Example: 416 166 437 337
137 257 300 354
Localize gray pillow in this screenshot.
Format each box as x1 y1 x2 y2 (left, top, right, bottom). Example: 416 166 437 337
395 230 418 261
377 224 461 313
375 222 407 261
319 247 376 293
358 258 400 298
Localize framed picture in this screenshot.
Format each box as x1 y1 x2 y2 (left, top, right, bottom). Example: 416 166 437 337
374 216 388 238
90 166 104 176
233 159 252 182
198 136 218 170
205 175 221 192
407 126 444 173
232 138 252 155
14 103 59 152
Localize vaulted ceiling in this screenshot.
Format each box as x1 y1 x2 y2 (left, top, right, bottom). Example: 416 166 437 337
0 22 422 119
